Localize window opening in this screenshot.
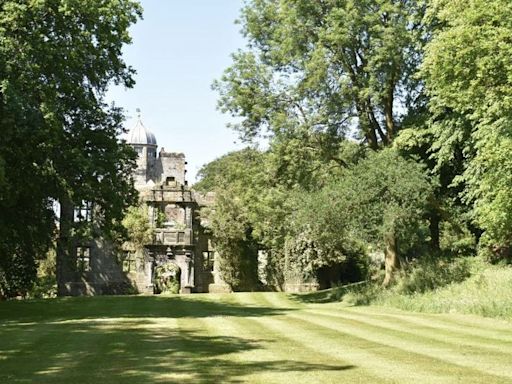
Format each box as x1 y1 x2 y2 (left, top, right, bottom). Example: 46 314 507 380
122 251 136 272
202 251 214 271
77 246 91 272
74 201 93 222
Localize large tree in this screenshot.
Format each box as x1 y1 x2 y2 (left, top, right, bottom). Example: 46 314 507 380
419 0 512 254
0 0 141 297
213 0 429 284
288 148 433 286
215 0 426 150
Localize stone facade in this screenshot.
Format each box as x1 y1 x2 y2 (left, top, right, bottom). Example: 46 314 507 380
56 118 224 296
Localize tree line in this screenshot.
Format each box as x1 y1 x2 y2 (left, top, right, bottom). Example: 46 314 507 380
1 0 511 297
194 0 512 290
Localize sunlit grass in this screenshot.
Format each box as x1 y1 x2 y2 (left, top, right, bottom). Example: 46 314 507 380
1 292 511 383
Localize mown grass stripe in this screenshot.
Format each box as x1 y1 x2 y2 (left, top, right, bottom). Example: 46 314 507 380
202 312 386 384
288 311 512 380
251 315 476 384
286 313 512 383
304 308 512 354
256 292 303 309
227 292 284 309
347 306 512 337
344 308 512 343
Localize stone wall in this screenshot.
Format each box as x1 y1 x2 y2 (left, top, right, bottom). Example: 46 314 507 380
156 150 187 186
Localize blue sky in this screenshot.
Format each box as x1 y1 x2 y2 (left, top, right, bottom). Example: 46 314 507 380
107 0 246 182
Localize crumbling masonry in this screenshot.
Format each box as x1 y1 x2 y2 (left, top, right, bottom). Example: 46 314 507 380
57 118 228 295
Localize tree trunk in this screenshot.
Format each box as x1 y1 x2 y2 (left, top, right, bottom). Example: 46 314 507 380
382 232 400 287
384 70 396 143
429 210 440 252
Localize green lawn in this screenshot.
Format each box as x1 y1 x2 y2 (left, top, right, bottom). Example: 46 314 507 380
1 293 511 383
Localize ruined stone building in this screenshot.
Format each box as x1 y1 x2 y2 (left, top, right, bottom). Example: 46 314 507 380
57 118 226 295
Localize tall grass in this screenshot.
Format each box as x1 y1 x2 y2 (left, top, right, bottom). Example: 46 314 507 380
375 263 512 318
336 256 512 319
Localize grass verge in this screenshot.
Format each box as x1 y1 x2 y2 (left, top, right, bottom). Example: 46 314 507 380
301 257 512 319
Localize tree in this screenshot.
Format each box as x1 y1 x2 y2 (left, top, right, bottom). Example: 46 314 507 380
420 0 512 254
122 204 154 251
289 148 433 286
213 1 431 284
0 0 141 298
215 0 426 150
195 148 269 290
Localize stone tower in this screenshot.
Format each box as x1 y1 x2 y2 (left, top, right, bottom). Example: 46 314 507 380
126 114 157 187
124 114 216 294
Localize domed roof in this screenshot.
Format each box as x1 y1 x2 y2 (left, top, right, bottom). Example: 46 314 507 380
127 117 157 146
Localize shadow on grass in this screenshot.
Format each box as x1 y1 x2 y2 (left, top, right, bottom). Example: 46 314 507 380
0 318 356 383
0 295 292 323
290 282 371 304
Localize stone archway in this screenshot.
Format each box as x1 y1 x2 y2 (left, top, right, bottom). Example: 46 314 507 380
153 261 181 294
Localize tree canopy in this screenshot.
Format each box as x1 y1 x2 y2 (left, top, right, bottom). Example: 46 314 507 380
214 0 426 150
198 0 512 291
420 0 512 250
0 0 141 297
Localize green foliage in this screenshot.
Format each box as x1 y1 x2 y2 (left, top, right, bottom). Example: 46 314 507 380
207 191 260 291
420 0 512 252
215 0 427 149
315 256 472 307
196 149 273 290
314 255 512 319
291 148 433 254
377 259 512 319
392 257 471 295
0 252 37 299
283 231 342 283
197 138 434 289
122 204 154 250
336 283 381 307
439 213 477 257
0 0 141 296
29 248 57 299
154 263 181 294
195 148 266 193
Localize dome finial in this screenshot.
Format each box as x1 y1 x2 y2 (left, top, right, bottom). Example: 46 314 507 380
126 109 157 146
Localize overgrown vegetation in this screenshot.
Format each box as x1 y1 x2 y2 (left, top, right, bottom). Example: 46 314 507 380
307 256 512 319
154 262 181 294
121 204 154 251
193 0 512 303
29 249 57 299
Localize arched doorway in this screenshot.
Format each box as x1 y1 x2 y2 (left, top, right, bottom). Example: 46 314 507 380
153 261 181 294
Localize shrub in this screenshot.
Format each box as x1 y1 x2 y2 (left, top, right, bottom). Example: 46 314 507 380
392 256 471 295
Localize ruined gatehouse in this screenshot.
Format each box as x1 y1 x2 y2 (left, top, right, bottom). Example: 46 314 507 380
56 117 228 295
